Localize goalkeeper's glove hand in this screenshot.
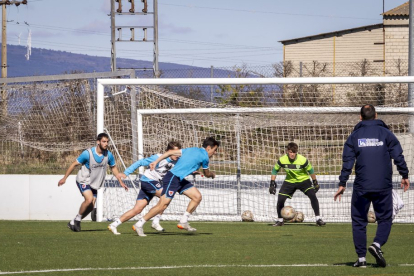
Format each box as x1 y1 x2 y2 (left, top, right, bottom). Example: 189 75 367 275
269 180 277 195
312 179 320 193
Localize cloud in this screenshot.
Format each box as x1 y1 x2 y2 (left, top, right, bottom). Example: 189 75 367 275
159 22 194 34
31 30 59 38
76 20 109 35
215 33 227 39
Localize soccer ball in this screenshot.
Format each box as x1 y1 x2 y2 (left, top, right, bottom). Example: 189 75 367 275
295 211 305 222
284 212 297 223
368 211 376 223
241 210 254 222
281 206 296 220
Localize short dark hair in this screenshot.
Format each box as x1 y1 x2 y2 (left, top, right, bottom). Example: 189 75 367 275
166 140 182 151
360 104 376 120
202 137 220 149
287 142 298 153
97 133 109 141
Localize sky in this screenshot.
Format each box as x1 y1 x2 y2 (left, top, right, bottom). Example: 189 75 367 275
3 0 409 69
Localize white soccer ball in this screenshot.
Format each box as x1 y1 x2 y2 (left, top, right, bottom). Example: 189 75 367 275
241 210 254 222
295 211 305 223
281 206 296 220
368 211 376 223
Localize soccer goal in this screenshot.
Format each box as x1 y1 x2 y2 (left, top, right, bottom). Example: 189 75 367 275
96 76 414 223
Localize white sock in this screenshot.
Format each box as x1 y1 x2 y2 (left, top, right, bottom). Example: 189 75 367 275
153 214 161 225
136 218 146 227
180 211 191 224
373 242 381 248
75 214 82 222
316 216 320 221
111 218 122 227
278 218 284 222
359 257 366 262
70 219 75 225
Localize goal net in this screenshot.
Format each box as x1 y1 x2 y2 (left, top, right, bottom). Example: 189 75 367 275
98 77 414 223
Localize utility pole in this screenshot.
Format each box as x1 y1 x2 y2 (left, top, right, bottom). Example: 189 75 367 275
409 0 414 133
0 0 28 119
110 0 159 77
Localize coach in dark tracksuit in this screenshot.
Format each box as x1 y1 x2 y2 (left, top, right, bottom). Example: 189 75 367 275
334 104 410 268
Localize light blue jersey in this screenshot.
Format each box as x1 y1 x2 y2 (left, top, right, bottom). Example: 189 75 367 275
123 154 175 182
170 147 209 180
77 147 116 168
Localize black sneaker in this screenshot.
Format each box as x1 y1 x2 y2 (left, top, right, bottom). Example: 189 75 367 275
369 244 386 267
67 222 77 232
74 220 81 232
316 219 326 226
272 221 284 227
353 259 367 268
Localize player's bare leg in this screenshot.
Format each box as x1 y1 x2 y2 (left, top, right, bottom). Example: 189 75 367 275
178 187 202 231
68 190 94 232
108 199 147 235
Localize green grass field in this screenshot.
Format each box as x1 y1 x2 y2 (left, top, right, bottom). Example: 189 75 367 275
0 221 413 275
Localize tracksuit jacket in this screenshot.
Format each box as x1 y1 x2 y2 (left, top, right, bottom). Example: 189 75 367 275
339 119 409 192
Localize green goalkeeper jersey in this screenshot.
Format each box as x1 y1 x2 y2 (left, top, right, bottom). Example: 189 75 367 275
272 154 314 183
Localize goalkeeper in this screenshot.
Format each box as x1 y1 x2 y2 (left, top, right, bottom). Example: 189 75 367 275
269 142 325 226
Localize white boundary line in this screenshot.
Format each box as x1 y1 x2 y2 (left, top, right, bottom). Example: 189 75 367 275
1 264 414 274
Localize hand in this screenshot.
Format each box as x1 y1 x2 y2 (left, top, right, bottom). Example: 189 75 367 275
401 178 410 192
312 179 320 193
334 186 346 201
118 173 126 180
116 174 128 191
149 162 157 171
58 178 66 186
209 171 216 179
269 180 277 195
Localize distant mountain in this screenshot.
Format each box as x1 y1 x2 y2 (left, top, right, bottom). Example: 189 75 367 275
3 44 232 78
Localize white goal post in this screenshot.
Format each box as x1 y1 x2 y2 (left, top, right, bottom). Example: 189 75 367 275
96 76 414 223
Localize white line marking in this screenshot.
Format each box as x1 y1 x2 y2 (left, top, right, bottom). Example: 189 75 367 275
0 263 413 274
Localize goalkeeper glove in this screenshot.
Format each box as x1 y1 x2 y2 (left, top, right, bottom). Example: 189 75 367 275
269 180 277 195
312 179 320 193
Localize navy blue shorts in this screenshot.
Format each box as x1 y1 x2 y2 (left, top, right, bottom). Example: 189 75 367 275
76 182 97 198
137 180 162 202
161 171 194 199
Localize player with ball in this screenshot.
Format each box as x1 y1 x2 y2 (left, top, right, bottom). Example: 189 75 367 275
269 142 325 227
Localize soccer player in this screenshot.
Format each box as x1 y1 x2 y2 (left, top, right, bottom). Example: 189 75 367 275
58 133 127 232
269 142 325 226
334 104 410 268
132 137 220 236
107 141 182 235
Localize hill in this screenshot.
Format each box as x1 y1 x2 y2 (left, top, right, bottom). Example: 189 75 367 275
4 44 225 78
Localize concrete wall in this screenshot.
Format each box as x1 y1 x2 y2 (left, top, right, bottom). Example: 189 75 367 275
0 175 87 220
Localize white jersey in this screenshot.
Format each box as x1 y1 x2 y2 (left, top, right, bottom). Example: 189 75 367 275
123 153 177 182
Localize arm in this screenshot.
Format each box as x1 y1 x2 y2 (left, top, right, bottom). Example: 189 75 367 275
110 166 128 191
58 161 80 186
202 168 216 179
123 155 158 176
149 149 182 171
388 132 409 179
269 165 279 194
338 136 356 187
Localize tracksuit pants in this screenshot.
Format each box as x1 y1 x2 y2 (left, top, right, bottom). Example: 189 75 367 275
351 189 393 257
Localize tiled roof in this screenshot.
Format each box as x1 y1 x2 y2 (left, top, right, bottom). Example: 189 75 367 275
382 1 409 16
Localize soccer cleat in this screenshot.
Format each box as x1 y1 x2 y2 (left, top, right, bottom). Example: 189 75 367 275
316 219 326 226
353 259 367 268
67 221 78 232
177 222 197 232
108 224 121 235
73 220 81 232
272 221 284 227
151 222 165 232
132 224 146 237
369 244 386 267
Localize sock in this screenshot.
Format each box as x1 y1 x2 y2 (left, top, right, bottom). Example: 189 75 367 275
373 242 381 248
316 216 320 221
278 218 284 222
70 219 75 225
137 218 147 227
153 214 161 225
180 211 191 224
75 214 82 222
359 257 366 262
112 218 122 227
